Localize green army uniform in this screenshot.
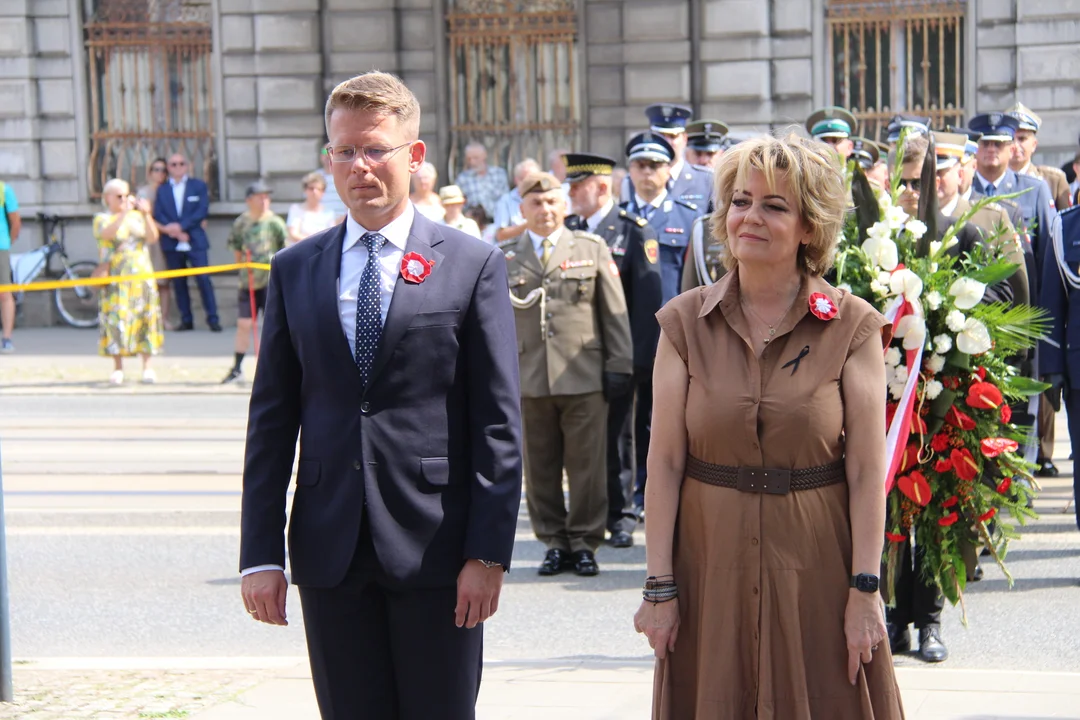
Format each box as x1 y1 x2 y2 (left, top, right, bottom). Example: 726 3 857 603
680 215 727 293
501 225 633 555
226 212 287 290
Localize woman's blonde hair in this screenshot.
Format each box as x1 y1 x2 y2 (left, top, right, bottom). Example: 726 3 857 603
301 171 326 190
708 133 846 277
101 178 130 208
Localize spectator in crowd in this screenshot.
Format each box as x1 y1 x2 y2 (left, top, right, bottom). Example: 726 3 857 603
221 181 288 385
93 178 163 385
465 205 496 245
152 153 220 332
0 178 20 353
136 157 175 330
410 161 445 222
439 185 481 239
315 145 347 223
286 172 338 247
493 158 541 242
454 142 509 218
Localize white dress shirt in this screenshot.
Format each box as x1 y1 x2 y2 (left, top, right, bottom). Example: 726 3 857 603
528 228 561 261
170 175 187 216
940 195 959 217
634 190 667 218
586 201 615 233
975 170 1008 193
240 203 414 579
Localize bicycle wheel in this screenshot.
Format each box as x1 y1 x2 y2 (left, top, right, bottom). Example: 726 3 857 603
54 261 101 328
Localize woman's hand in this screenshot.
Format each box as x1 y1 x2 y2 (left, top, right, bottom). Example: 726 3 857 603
844 589 887 685
634 599 680 660
132 196 151 214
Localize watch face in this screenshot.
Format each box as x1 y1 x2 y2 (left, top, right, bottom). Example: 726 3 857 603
855 574 879 592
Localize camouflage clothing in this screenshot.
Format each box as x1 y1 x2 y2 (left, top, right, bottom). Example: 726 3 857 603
227 211 287 290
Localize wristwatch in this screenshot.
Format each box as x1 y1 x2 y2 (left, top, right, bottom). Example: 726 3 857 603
476 559 503 570
850 573 880 593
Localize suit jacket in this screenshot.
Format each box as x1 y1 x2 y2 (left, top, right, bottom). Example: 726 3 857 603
239 212 523 590
153 177 210 252
501 227 633 397
951 196 1029 307
1025 164 1071 212
1040 206 1080 385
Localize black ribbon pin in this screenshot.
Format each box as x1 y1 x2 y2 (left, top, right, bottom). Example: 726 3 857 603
782 345 810 375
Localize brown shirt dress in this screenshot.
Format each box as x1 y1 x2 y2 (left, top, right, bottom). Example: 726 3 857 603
652 272 905 720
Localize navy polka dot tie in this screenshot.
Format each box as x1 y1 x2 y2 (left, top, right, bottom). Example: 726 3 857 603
354 232 386 386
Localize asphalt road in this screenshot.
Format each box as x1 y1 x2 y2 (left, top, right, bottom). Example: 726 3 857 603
3 394 1079 670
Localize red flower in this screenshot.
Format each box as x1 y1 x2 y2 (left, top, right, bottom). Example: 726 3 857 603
930 433 950 453
885 402 898 428
400 251 436 283
943 376 961 390
975 367 987 381
939 512 960 527
978 508 997 523
950 448 979 481
981 437 1019 458
885 531 907 543
941 495 959 508
1000 404 1012 424
934 458 953 473
946 406 976 430
996 477 1012 494
899 443 920 473
808 292 838 321
898 471 932 507
966 382 1004 410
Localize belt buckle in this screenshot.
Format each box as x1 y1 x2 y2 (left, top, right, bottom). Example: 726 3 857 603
736 467 792 495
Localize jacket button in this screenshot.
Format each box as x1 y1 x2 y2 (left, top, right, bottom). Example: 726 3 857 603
360 401 371 413
353 460 362 470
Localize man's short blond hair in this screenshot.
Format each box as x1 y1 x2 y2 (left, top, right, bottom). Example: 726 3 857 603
324 71 420 139
709 134 846 277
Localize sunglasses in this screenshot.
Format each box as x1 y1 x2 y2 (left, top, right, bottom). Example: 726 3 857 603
900 178 921 192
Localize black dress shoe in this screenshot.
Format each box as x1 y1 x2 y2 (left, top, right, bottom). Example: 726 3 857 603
175 322 194 331
209 322 223 333
609 530 633 548
888 623 911 654
571 550 599 576
969 563 984 582
1036 460 1059 477
918 625 948 663
538 548 570 576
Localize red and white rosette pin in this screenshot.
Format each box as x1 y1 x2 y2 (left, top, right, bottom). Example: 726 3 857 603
400 251 435 284
808 292 837 321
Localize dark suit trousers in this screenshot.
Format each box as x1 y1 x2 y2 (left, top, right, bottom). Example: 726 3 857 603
884 534 943 629
1063 390 1080 531
298 519 483 720
632 373 653 509
605 387 637 534
165 249 219 325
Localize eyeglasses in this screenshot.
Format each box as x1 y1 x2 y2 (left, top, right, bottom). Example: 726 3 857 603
327 142 413 165
900 178 921 192
150 166 166 172
168 161 186 167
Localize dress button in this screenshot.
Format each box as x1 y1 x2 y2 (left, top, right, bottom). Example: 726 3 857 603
353 460 362 470
752 398 759 404
751 537 759 546
360 401 371 414
752 587 759 595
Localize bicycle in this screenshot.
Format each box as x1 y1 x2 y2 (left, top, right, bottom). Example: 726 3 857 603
8 214 100 328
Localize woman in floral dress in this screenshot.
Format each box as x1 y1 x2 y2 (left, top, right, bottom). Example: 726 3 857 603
94 178 164 385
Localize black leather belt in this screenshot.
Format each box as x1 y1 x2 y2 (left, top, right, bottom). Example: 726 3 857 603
685 456 846 495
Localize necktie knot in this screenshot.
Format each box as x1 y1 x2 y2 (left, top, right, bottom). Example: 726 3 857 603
363 232 386 255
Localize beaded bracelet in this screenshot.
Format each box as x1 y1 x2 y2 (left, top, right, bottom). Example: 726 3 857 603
643 575 678 604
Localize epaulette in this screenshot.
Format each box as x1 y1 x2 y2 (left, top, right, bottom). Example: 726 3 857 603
689 163 714 176
497 238 517 250
618 208 649 227
571 229 606 244
673 198 698 212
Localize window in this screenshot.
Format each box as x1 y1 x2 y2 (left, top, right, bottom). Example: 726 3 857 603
827 0 966 143
446 0 579 175
85 0 217 198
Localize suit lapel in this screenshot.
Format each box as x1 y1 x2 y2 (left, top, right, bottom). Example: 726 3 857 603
310 223 360 375
367 214 446 386
544 227 575 276
517 233 544 278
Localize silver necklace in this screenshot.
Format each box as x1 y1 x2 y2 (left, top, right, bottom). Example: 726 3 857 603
741 290 800 344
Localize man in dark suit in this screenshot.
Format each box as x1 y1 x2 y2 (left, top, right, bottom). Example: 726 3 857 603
239 71 523 720
152 154 220 331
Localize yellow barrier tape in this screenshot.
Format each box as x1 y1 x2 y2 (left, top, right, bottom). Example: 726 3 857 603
0 262 273 294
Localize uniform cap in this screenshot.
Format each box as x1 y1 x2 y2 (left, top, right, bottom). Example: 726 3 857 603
967 113 1020 143
438 184 466 205
645 103 692 134
562 152 617 183
625 132 675 163
945 125 981 157
246 180 273 197
516 171 564 196
886 114 931 143
805 106 857 139
686 119 728 152
932 132 969 171
849 137 880 170
1005 102 1042 132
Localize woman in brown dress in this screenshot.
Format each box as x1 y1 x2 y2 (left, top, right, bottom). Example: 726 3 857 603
634 134 905 719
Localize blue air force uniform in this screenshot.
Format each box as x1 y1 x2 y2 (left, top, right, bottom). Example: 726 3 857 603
620 103 713 214
629 194 699 306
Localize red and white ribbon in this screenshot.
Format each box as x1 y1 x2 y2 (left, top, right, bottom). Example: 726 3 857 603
882 296 924 494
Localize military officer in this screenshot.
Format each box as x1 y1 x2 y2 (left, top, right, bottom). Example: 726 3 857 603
805 106 857 160
680 215 725 293
1007 102 1071 211
885 113 931 145
1039 205 1080 533
624 131 700 306
851 136 890 188
564 152 662 548
620 104 713 212
500 171 634 577
685 119 728 170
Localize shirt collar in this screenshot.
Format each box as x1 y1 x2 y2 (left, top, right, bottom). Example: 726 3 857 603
587 201 614 231
940 195 959 217
670 159 684 180
527 228 562 246
698 269 843 326
342 202 414 254
636 191 666 210
976 169 1008 188
170 175 188 187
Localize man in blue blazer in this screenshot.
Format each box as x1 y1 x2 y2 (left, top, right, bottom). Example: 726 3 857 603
239 71 523 720
153 154 220 331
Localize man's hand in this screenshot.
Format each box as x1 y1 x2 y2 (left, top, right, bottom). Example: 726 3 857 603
241 569 288 626
602 371 633 401
1042 373 1065 411
163 222 182 237
454 559 504 629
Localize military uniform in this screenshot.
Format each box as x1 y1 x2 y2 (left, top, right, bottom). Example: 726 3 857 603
685 119 728 171
805 106 858 160
620 103 713 214
885 113 931 145
1007 102 1073 211
680 215 726 293
501 173 633 572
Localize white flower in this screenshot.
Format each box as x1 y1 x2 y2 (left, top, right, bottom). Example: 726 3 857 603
870 279 887 295
868 221 893 242
886 205 909 230
878 192 893 212
894 315 927 351
889 268 923 302
877 271 893 285
933 334 953 354
862 236 899 271
956 318 992 355
906 219 928 240
889 380 907 400
884 347 902 367
893 364 909 384
927 354 946 373
838 283 853 293
929 240 942 256
946 310 967 332
924 290 943 310
925 379 944 400
948 277 987 310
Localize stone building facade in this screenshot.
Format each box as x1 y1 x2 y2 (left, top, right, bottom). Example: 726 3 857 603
1 0 1078 273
